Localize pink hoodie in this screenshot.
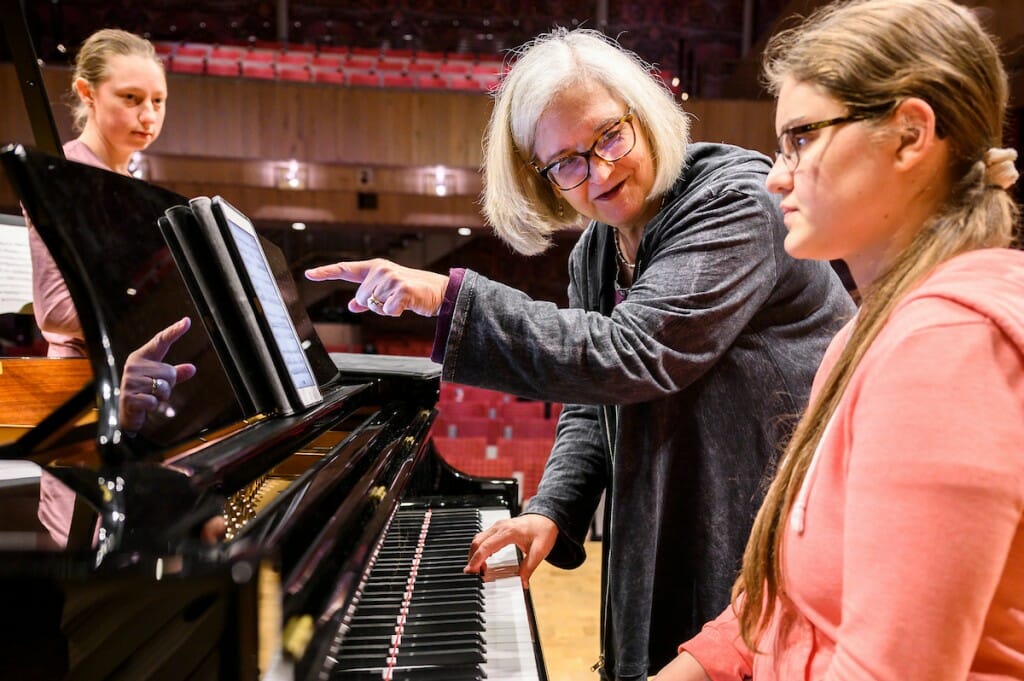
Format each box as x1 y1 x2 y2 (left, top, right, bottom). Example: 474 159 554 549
683 247 1024 680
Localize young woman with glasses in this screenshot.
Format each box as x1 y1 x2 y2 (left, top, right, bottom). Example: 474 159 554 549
306 28 855 679
656 1 1023 678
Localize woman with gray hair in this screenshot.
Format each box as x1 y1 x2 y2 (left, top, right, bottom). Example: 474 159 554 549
306 27 854 679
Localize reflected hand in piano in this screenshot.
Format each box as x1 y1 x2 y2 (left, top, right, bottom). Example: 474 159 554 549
118 315 197 433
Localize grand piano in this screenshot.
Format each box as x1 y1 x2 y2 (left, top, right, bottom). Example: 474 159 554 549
0 19 546 680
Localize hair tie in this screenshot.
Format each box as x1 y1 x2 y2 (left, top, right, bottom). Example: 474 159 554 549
984 147 1019 190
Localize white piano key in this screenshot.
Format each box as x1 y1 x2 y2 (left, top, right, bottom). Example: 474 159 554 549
479 507 543 681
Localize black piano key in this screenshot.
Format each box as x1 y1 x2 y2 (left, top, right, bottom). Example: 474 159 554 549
334 647 484 668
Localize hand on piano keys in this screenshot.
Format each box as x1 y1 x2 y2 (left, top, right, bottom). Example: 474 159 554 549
465 512 559 588
327 507 544 680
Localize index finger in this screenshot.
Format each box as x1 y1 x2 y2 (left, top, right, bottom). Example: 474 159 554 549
305 260 373 283
138 316 191 362
464 528 509 574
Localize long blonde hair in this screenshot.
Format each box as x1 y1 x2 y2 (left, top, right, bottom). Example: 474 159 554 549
481 28 689 255
736 0 1019 647
69 28 162 133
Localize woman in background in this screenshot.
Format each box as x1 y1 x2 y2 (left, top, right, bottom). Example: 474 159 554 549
31 28 167 357
656 0 1023 678
28 28 194 542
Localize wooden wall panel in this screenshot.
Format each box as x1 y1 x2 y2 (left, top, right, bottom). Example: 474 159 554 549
1 65 776 171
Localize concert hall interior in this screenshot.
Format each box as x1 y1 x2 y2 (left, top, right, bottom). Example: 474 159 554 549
0 2 1022 680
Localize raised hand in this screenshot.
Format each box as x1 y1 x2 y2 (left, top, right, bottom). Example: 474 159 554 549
305 258 449 318
118 316 197 432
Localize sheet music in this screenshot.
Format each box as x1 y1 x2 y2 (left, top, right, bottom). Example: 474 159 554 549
0 220 33 315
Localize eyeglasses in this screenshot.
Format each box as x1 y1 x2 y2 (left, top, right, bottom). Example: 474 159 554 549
534 109 636 190
775 113 872 171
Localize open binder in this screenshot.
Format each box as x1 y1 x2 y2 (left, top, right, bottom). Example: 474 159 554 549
159 196 323 416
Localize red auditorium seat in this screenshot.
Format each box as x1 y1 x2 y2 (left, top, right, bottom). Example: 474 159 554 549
439 61 470 75
206 59 240 77
433 436 488 471
447 75 483 91
312 54 344 68
210 46 245 61
277 66 311 82
376 59 406 72
496 437 554 502
176 43 211 58
437 401 489 420
416 75 447 90
496 401 547 421
382 74 415 89
241 62 276 79
168 55 205 75
277 52 310 66
246 49 277 63
312 67 344 84
444 417 504 444
505 417 558 440
347 72 380 87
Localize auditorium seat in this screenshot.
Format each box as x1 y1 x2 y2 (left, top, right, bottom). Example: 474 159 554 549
416 75 447 90
432 436 489 469
210 46 245 61
277 65 311 82
277 52 310 66
175 43 211 59
443 416 504 444
206 58 240 77
168 55 205 75
382 74 415 89
437 401 489 420
241 62 275 79
496 401 547 421
505 417 558 440
311 54 344 68
312 67 344 84
347 72 381 88
448 75 484 91
496 437 554 503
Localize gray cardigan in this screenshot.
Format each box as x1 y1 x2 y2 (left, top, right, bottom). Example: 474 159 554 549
441 142 856 680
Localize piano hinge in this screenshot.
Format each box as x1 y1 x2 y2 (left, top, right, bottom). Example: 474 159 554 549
591 654 605 673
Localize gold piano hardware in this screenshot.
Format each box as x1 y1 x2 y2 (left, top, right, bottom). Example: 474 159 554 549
222 428 354 539
282 614 314 661
368 484 387 507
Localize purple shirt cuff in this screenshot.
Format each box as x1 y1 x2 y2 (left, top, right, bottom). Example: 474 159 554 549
431 268 466 364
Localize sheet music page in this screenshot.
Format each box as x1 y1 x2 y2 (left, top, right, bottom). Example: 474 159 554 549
0 220 33 315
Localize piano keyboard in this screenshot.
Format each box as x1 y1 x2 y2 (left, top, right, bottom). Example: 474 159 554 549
327 506 542 680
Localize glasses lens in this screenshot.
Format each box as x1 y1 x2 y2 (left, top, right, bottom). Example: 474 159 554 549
549 156 588 189
596 121 634 163
777 132 797 170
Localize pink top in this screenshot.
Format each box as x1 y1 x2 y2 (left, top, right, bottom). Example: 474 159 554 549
28 138 111 357
683 248 1024 680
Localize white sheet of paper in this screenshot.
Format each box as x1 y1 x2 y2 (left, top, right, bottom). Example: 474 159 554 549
0 222 33 315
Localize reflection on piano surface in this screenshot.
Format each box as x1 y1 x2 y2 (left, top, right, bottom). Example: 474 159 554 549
0 145 547 680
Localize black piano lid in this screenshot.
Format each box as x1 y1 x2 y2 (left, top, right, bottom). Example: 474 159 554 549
0 144 339 464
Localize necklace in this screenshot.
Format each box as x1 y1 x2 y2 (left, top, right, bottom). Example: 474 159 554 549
612 229 635 270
